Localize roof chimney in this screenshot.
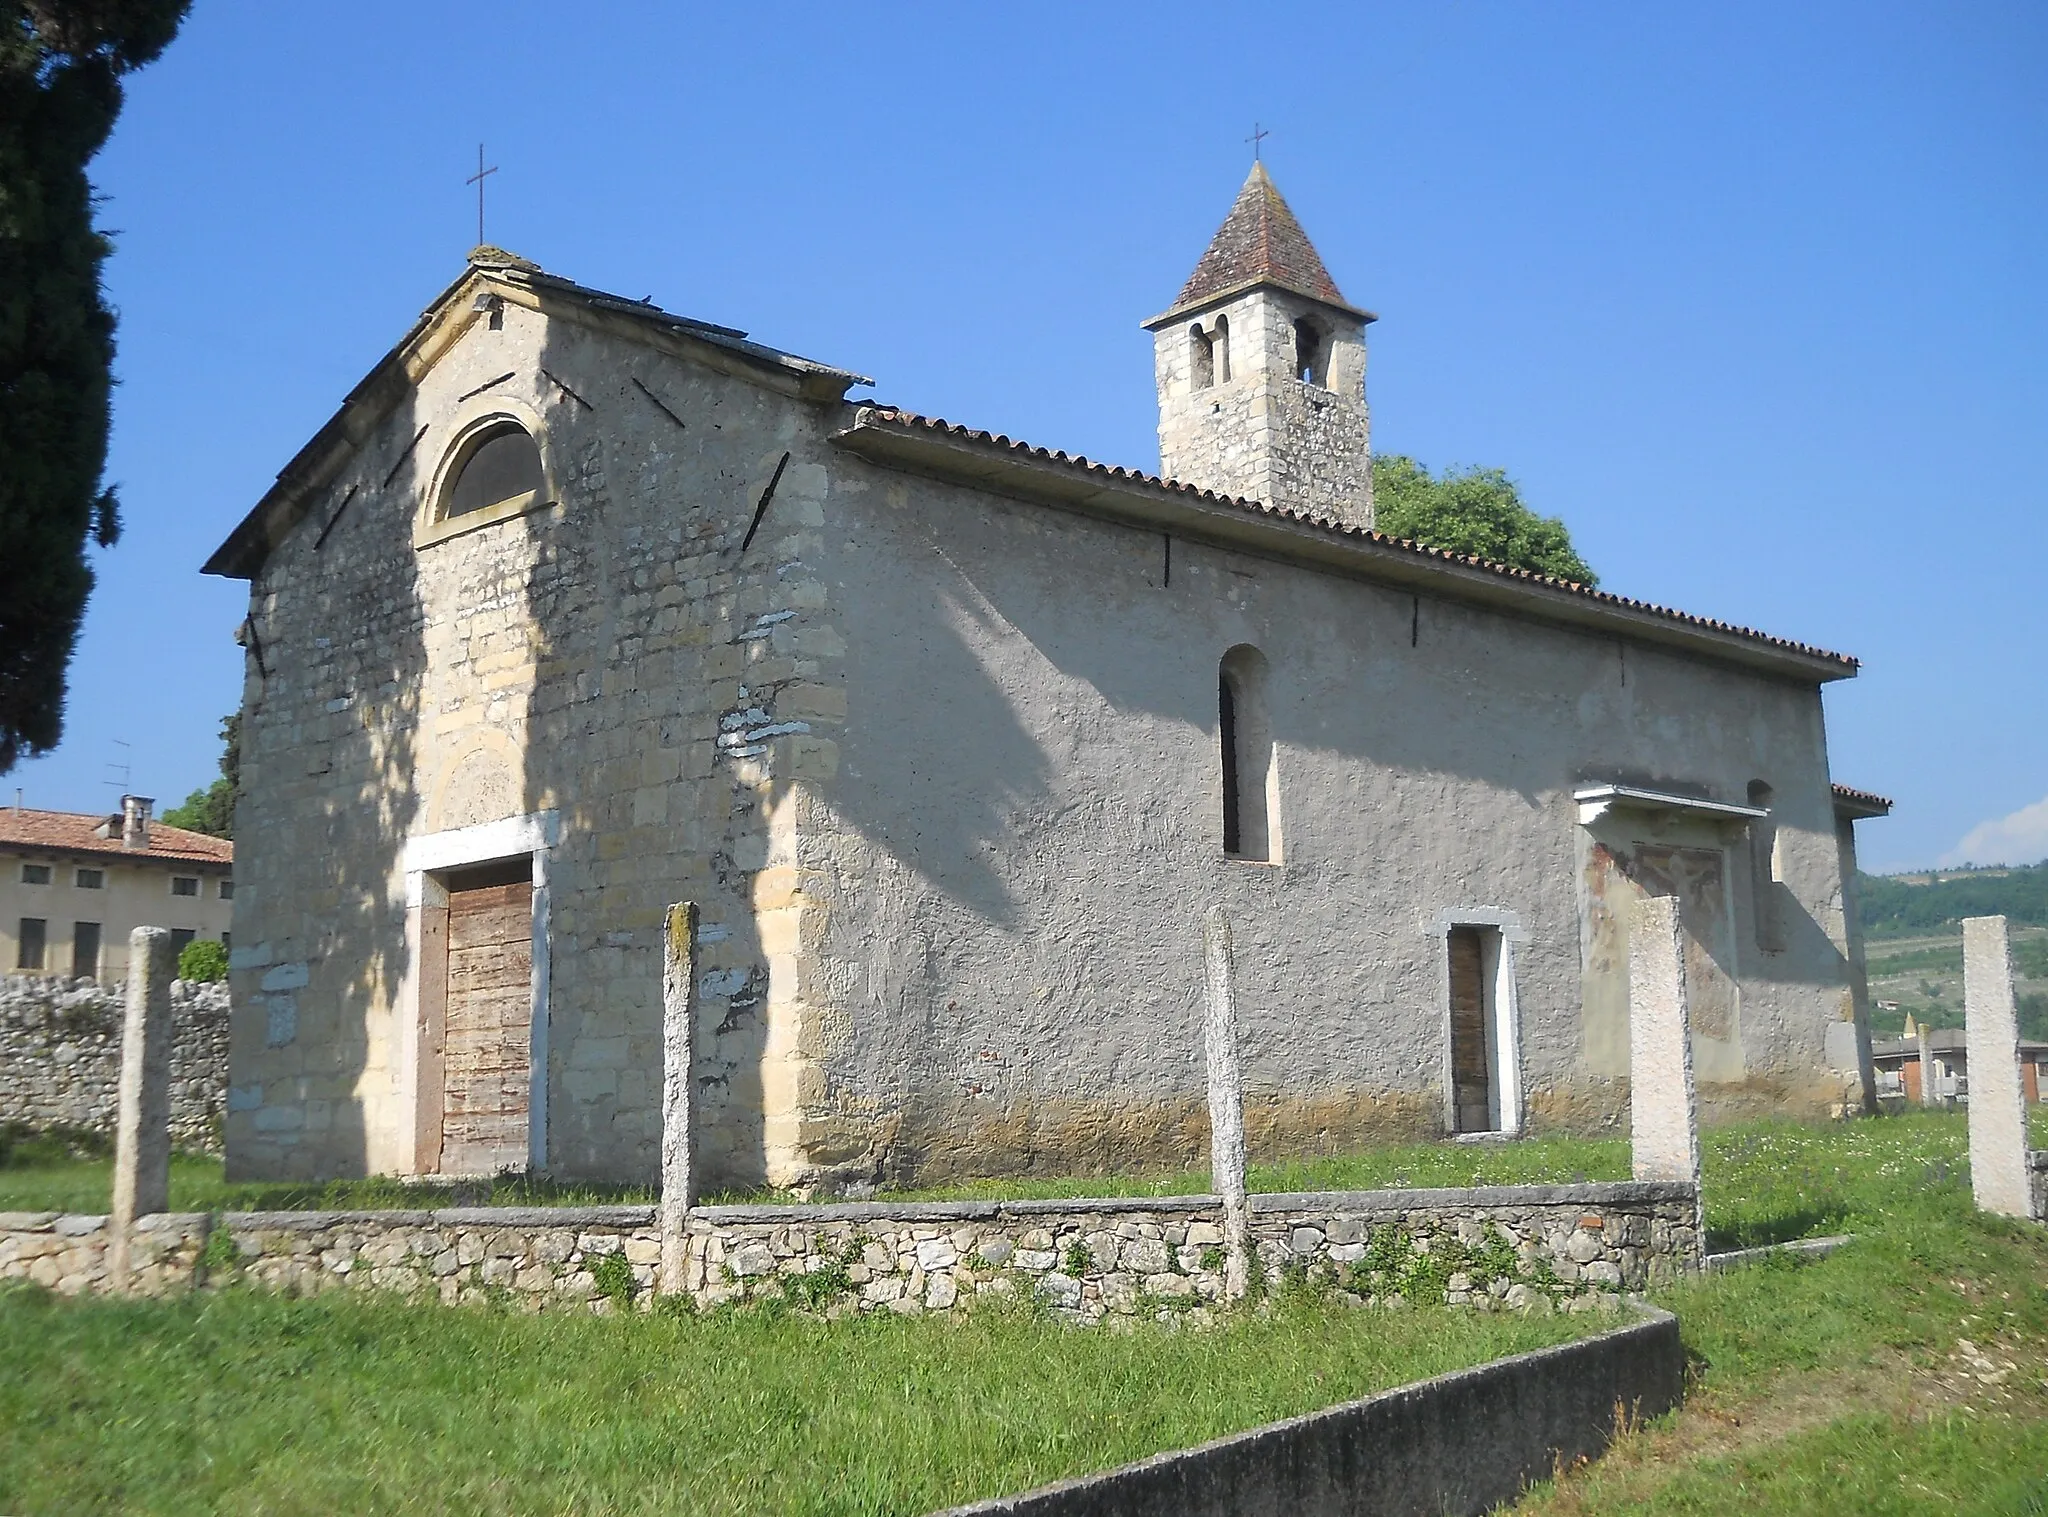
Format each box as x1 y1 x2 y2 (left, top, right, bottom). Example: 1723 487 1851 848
121 795 153 851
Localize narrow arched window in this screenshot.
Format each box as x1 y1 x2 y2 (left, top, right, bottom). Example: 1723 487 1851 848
1212 314 1231 383
1189 324 1214 390
1220 645 1278 862
1293 318 1325 386
444 422 543 520
1747 780 1783 951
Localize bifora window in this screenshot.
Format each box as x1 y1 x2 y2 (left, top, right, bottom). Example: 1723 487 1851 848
443 421 544 520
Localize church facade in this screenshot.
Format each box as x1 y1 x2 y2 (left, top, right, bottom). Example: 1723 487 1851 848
208 166 1887 1187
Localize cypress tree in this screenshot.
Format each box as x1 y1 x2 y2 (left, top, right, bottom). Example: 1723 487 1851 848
0 1 190 772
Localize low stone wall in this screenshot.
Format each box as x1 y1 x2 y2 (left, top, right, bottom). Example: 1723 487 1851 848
932 1306 1685 1517
0 976 229 1152
0 1180 1698 1312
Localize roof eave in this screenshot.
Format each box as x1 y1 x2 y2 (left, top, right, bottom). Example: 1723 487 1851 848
827 412 1860 687
1832 785 1894 820
1142 275 1375 331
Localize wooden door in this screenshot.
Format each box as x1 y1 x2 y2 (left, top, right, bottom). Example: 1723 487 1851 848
1448 925 1493 1132
440 873 533 1175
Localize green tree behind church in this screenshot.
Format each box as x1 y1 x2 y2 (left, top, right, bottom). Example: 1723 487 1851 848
164 713 238 839
1371 454 1597 586
0 0 191 772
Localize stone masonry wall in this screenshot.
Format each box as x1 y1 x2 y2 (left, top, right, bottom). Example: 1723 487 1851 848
0 1180 1696 1315
0 976 229 1151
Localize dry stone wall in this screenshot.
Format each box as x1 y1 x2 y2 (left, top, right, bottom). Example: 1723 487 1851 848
0 1180 1695 1313
0 976 229 1152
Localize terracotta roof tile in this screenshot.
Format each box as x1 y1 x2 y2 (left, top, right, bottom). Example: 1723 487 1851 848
845 406 1859 673
0 808 233 867
1172 163 1354 315
1831 783 1893 817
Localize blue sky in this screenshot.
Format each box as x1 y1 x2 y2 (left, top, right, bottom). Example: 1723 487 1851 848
11 0 2044 874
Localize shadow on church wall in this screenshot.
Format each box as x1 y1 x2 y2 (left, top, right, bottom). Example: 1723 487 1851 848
226 381 427 1183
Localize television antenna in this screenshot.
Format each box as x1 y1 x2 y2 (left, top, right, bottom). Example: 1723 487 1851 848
102 739 131 793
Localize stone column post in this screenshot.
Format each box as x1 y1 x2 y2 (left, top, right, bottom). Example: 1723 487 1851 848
1629 895 1705 1266
1202 906 1251 1300
107 926 176 1292
659 902 700 1296
1963 916 2032 1219
1917 1020 1937 1107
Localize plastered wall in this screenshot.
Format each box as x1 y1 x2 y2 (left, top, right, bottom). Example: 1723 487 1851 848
226 286 1863 1192
801 457 1861 1184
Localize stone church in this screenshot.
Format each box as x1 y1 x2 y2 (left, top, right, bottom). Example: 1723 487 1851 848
207 163 1889 1187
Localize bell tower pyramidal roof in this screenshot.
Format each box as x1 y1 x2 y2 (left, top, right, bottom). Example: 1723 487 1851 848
1144 160 1377 530
1161 161 1368 322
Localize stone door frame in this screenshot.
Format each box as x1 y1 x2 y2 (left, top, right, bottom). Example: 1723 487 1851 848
1426 907 1529 1138
399 809 559 1176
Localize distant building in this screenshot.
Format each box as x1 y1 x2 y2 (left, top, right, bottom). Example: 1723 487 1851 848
1871 1026 2047 1106
0 798 233 979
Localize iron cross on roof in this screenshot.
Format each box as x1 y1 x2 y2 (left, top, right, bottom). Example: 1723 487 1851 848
1246 122 1270 161
466 143 499 245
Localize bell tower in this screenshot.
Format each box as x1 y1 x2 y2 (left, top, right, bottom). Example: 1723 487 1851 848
1143 162 1376 529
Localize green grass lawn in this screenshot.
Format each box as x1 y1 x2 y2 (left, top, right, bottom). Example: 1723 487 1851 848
4 1111 2047 1513
0 1125 1633 1216
0 1278 1592 1516
9 1110 2044 1256
1515 1111 2048 1514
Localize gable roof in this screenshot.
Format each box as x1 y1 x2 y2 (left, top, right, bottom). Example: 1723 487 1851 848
203 248 871 580
0 808 233 868
1155 162 1369 323
829 405 1859 685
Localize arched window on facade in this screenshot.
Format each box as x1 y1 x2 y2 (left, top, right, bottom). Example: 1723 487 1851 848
1747 780 1784 952
443 421 544 521
1220 644 1279 862
1293 317 1326 387
1212 314 1231 383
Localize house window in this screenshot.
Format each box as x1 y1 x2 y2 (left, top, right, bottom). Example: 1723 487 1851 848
171 876 200 897
170 928 197 956
1189 324 1214 390
442 421 543 520
73 921 100 979
1446 923 1520 1134
17 918 46 971
75 868 103 890
1219 645 1279 863
218 878 234 900
20 863 50 885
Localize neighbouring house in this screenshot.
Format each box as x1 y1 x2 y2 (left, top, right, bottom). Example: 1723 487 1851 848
1872 1025 2048 1107
205 163 1891 1188
0 797 234 981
